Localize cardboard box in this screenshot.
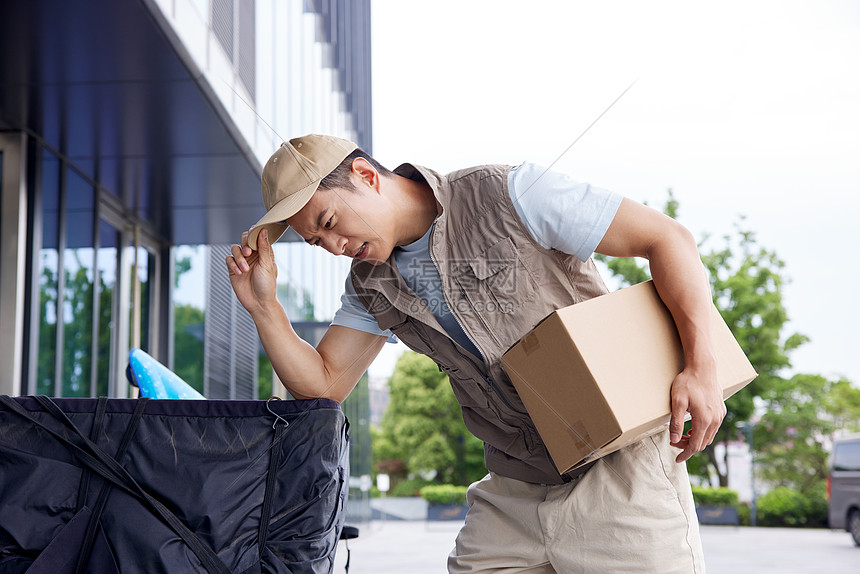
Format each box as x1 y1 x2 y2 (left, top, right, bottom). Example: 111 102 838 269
500 280 757 474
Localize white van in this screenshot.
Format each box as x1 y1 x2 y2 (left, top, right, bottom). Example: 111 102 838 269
828 434 860 546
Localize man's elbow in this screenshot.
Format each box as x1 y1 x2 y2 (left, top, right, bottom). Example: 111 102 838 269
276 378 347 403
648 219 697 260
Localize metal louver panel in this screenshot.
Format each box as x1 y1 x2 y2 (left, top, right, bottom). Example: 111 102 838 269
203 244 258 399
238 0 256 101
211 0 255 102
306 0 372 150
211 0 234 64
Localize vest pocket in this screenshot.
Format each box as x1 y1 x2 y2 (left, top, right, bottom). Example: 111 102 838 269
457 237 537 315
387 318 437 356
443 366 490 409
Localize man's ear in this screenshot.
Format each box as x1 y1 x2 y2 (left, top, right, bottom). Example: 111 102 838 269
350 157 379 191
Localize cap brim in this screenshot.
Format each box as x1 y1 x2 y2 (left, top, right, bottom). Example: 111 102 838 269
247 222 288 251
247 179 319 250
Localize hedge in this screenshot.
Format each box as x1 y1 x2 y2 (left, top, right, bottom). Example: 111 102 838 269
390 478 436 498
690 485 828 528
691 486 739 507
758 486 828 528
419 484 468 506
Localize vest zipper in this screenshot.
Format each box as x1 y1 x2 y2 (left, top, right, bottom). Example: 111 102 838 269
427 225 490 388
485 374 526 415
428 223 525 419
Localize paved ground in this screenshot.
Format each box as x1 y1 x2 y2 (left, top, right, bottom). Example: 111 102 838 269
332 521 859 573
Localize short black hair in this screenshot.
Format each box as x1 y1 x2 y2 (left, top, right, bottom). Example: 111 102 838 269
318 149 392 192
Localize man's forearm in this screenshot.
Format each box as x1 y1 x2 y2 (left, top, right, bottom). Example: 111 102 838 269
250 302 332 399
646 224 716 371
647 221 726 459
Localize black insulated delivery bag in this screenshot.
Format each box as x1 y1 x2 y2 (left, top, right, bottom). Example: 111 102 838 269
0 395 349 573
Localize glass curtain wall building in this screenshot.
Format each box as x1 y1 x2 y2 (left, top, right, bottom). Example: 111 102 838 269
0 0 373 520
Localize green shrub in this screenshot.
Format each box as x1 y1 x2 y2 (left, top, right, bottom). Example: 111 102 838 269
758 487 810 527
691 486 739 507
805 482 829 528
737 503 751 526
419 484 468 506
390 478 435 497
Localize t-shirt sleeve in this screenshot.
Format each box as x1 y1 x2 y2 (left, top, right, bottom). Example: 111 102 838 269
508 162 622 261
330 273 397 342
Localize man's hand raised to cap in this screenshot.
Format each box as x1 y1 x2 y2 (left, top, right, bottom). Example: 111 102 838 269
226 228 279 318
224 225 386 403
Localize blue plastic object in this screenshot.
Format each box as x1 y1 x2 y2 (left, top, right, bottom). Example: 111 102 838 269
126 349 205 399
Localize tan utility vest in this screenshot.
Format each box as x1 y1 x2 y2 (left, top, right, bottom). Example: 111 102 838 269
351 163 609 484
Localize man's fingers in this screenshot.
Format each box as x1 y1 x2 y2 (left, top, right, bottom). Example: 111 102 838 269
674 438 691 463
241 230 252 257
261 228 271 254
679 410 724 462
705 419 720 447
690 423 706 454
695 404 726 450
226 252 241 276
670 434 698 463
676 445 695 463
257 229 274 265
687 415 713 454
669 396 686 444
228 243 250 274
669 369 727 463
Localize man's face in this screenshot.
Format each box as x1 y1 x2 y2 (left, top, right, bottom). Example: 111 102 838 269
286 183 395 265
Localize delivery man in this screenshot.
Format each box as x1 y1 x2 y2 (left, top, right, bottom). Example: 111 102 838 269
226 134 724 573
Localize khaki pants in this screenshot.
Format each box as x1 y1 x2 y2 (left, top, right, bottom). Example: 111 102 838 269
448 429 705 573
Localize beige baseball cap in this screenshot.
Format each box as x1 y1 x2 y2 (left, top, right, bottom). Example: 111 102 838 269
247 134 357 250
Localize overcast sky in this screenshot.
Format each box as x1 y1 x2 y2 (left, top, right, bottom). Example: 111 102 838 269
368 0 860 385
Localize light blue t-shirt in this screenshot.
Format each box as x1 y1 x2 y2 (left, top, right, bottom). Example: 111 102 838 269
330 162 622 356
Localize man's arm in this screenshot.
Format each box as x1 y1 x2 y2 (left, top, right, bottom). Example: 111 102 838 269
226 228 385 402
596 198 726 463
251 306 386 402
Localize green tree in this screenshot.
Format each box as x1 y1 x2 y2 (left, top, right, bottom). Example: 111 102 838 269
173 304 205 392
756 374 860 498
173 252 205 393
826 379 860 432
95 264 114 397
373 351 486 487
699 221 809 485
61 252 95 397
596 191 806 486
36 253 95 396
36 259 59 395
174 255 192 287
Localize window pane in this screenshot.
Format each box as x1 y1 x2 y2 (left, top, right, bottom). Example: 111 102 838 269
173 245 206 393
62 168 95 397
125 241 153 352
96 220 120 397
136 246 152 353
834 442 860 472
35 152 60 395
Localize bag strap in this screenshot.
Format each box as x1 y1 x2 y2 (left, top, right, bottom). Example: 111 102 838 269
76 397 108 513
0 396 232 574
75 397 149 574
